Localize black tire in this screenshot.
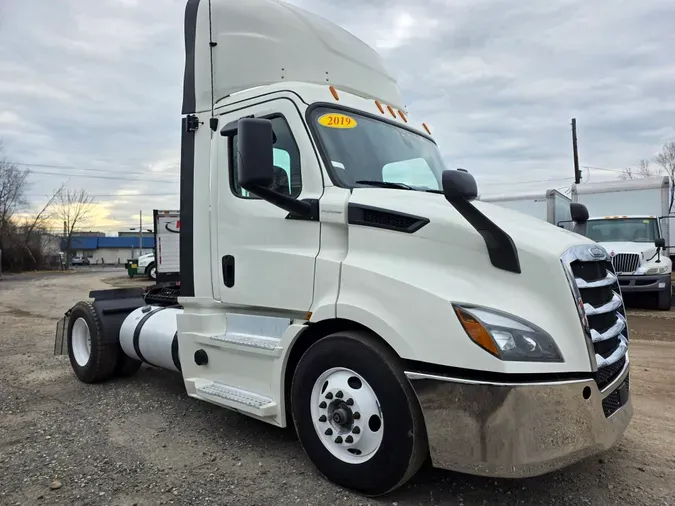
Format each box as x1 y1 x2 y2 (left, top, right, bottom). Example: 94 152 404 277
658 283 671 310
67 301 119 383
291 331 428 496
114 351 142 377
146 263 157 281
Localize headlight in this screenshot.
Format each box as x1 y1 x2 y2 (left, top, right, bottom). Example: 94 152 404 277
644 266 669 275
453 305 564 362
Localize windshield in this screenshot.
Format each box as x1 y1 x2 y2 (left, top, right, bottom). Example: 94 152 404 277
309 106 445 191
585 218 659 243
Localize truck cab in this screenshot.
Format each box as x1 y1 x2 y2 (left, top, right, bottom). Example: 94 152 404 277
55 0 633 496
582 215 671 309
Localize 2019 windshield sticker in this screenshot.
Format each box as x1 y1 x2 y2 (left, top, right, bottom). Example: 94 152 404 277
318 113 357 129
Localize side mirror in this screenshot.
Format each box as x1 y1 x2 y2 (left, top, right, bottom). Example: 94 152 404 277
570 203 589 224
236 118 275 192
441 169 478 203
655 237 666 249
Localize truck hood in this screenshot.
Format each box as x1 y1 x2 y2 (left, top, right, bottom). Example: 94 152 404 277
595 241 658 258
350 188 592 257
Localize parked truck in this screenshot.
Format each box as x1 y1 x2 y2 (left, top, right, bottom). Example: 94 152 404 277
571 177 672 310
479 189 573 228
53 0 632 496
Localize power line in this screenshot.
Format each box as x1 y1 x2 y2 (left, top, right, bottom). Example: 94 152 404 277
25 192 177 198
582 165 624 173
481 176 574 186
9 161 179 177
9 161 179 182
25 170 178 183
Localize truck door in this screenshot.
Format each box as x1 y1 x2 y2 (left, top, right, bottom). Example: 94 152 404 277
212 97 323 313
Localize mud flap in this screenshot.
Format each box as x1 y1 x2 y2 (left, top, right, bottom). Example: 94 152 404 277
53 309 72 356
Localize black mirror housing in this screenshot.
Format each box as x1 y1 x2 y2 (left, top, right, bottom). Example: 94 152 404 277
655 237 666 248
237 118 274 191
441 169 478 203
570 203 589 224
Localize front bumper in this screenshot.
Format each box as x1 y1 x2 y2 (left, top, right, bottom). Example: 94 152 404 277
405 358 632 478
618 273 670 293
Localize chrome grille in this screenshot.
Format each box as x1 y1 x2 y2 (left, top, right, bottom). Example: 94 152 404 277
561 245 629 417
611 253 640 274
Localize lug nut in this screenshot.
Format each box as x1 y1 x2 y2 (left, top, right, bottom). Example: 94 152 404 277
334 436 343 444
325 392 333 400
345 435 353 444
319 401 327 409
352 426 360 434
346 398 354 406
325 428 333 436
336 390 344 398
319 415 327 422
353 412 361 420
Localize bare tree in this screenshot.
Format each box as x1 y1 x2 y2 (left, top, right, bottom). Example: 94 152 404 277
638 159 657 178
18 184 65 266
0 141 29 240
56 188 95 268
0 141 31 272
654 141 675 212
619 167 634 180
619 159 658 180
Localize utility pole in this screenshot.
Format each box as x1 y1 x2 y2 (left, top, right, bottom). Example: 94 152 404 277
139 210 143 256
63 220 68 270
571 118 581 184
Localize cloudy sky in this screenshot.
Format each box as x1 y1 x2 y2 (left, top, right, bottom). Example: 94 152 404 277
1 0 674 233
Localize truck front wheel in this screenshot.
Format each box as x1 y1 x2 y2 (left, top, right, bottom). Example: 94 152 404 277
291 331 428 496
146 262 157 281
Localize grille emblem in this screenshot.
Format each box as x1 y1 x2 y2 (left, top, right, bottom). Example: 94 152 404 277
589 246 605 259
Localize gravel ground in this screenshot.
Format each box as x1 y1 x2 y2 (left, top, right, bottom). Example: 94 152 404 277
1 272 674 506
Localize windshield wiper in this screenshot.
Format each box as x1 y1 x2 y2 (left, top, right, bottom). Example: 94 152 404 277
354 180 443 193
354 180 414 190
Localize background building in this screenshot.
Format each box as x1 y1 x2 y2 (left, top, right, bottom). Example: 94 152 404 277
64 236 155 264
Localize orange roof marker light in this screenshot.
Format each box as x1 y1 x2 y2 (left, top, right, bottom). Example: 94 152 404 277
374 100 385 114
329 85 339 101
398 110 408 123
422 122 432 135
386 104 397 118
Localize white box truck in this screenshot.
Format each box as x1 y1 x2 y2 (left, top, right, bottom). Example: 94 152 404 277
571 177 672 309
53 0 632 496
479 189 573 228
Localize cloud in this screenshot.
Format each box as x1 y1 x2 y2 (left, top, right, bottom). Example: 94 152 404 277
0 0 673 231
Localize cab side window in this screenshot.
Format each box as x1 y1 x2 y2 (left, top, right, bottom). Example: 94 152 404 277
230 116 302 198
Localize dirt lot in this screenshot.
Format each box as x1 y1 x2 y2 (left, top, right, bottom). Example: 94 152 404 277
1 271 674 506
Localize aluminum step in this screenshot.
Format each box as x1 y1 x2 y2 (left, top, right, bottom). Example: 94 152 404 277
194 380 277 417
209 332 282 355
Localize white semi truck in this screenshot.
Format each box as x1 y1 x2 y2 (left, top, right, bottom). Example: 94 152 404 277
54 0 632 496
572 177 672 310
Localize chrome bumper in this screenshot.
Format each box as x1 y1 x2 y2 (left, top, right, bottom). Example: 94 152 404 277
405 359 632 478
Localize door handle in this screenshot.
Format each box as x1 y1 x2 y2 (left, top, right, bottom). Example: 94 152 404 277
222 255 235 287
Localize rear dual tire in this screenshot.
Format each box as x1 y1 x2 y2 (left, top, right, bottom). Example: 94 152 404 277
67 301 141 383
291 331 428 496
